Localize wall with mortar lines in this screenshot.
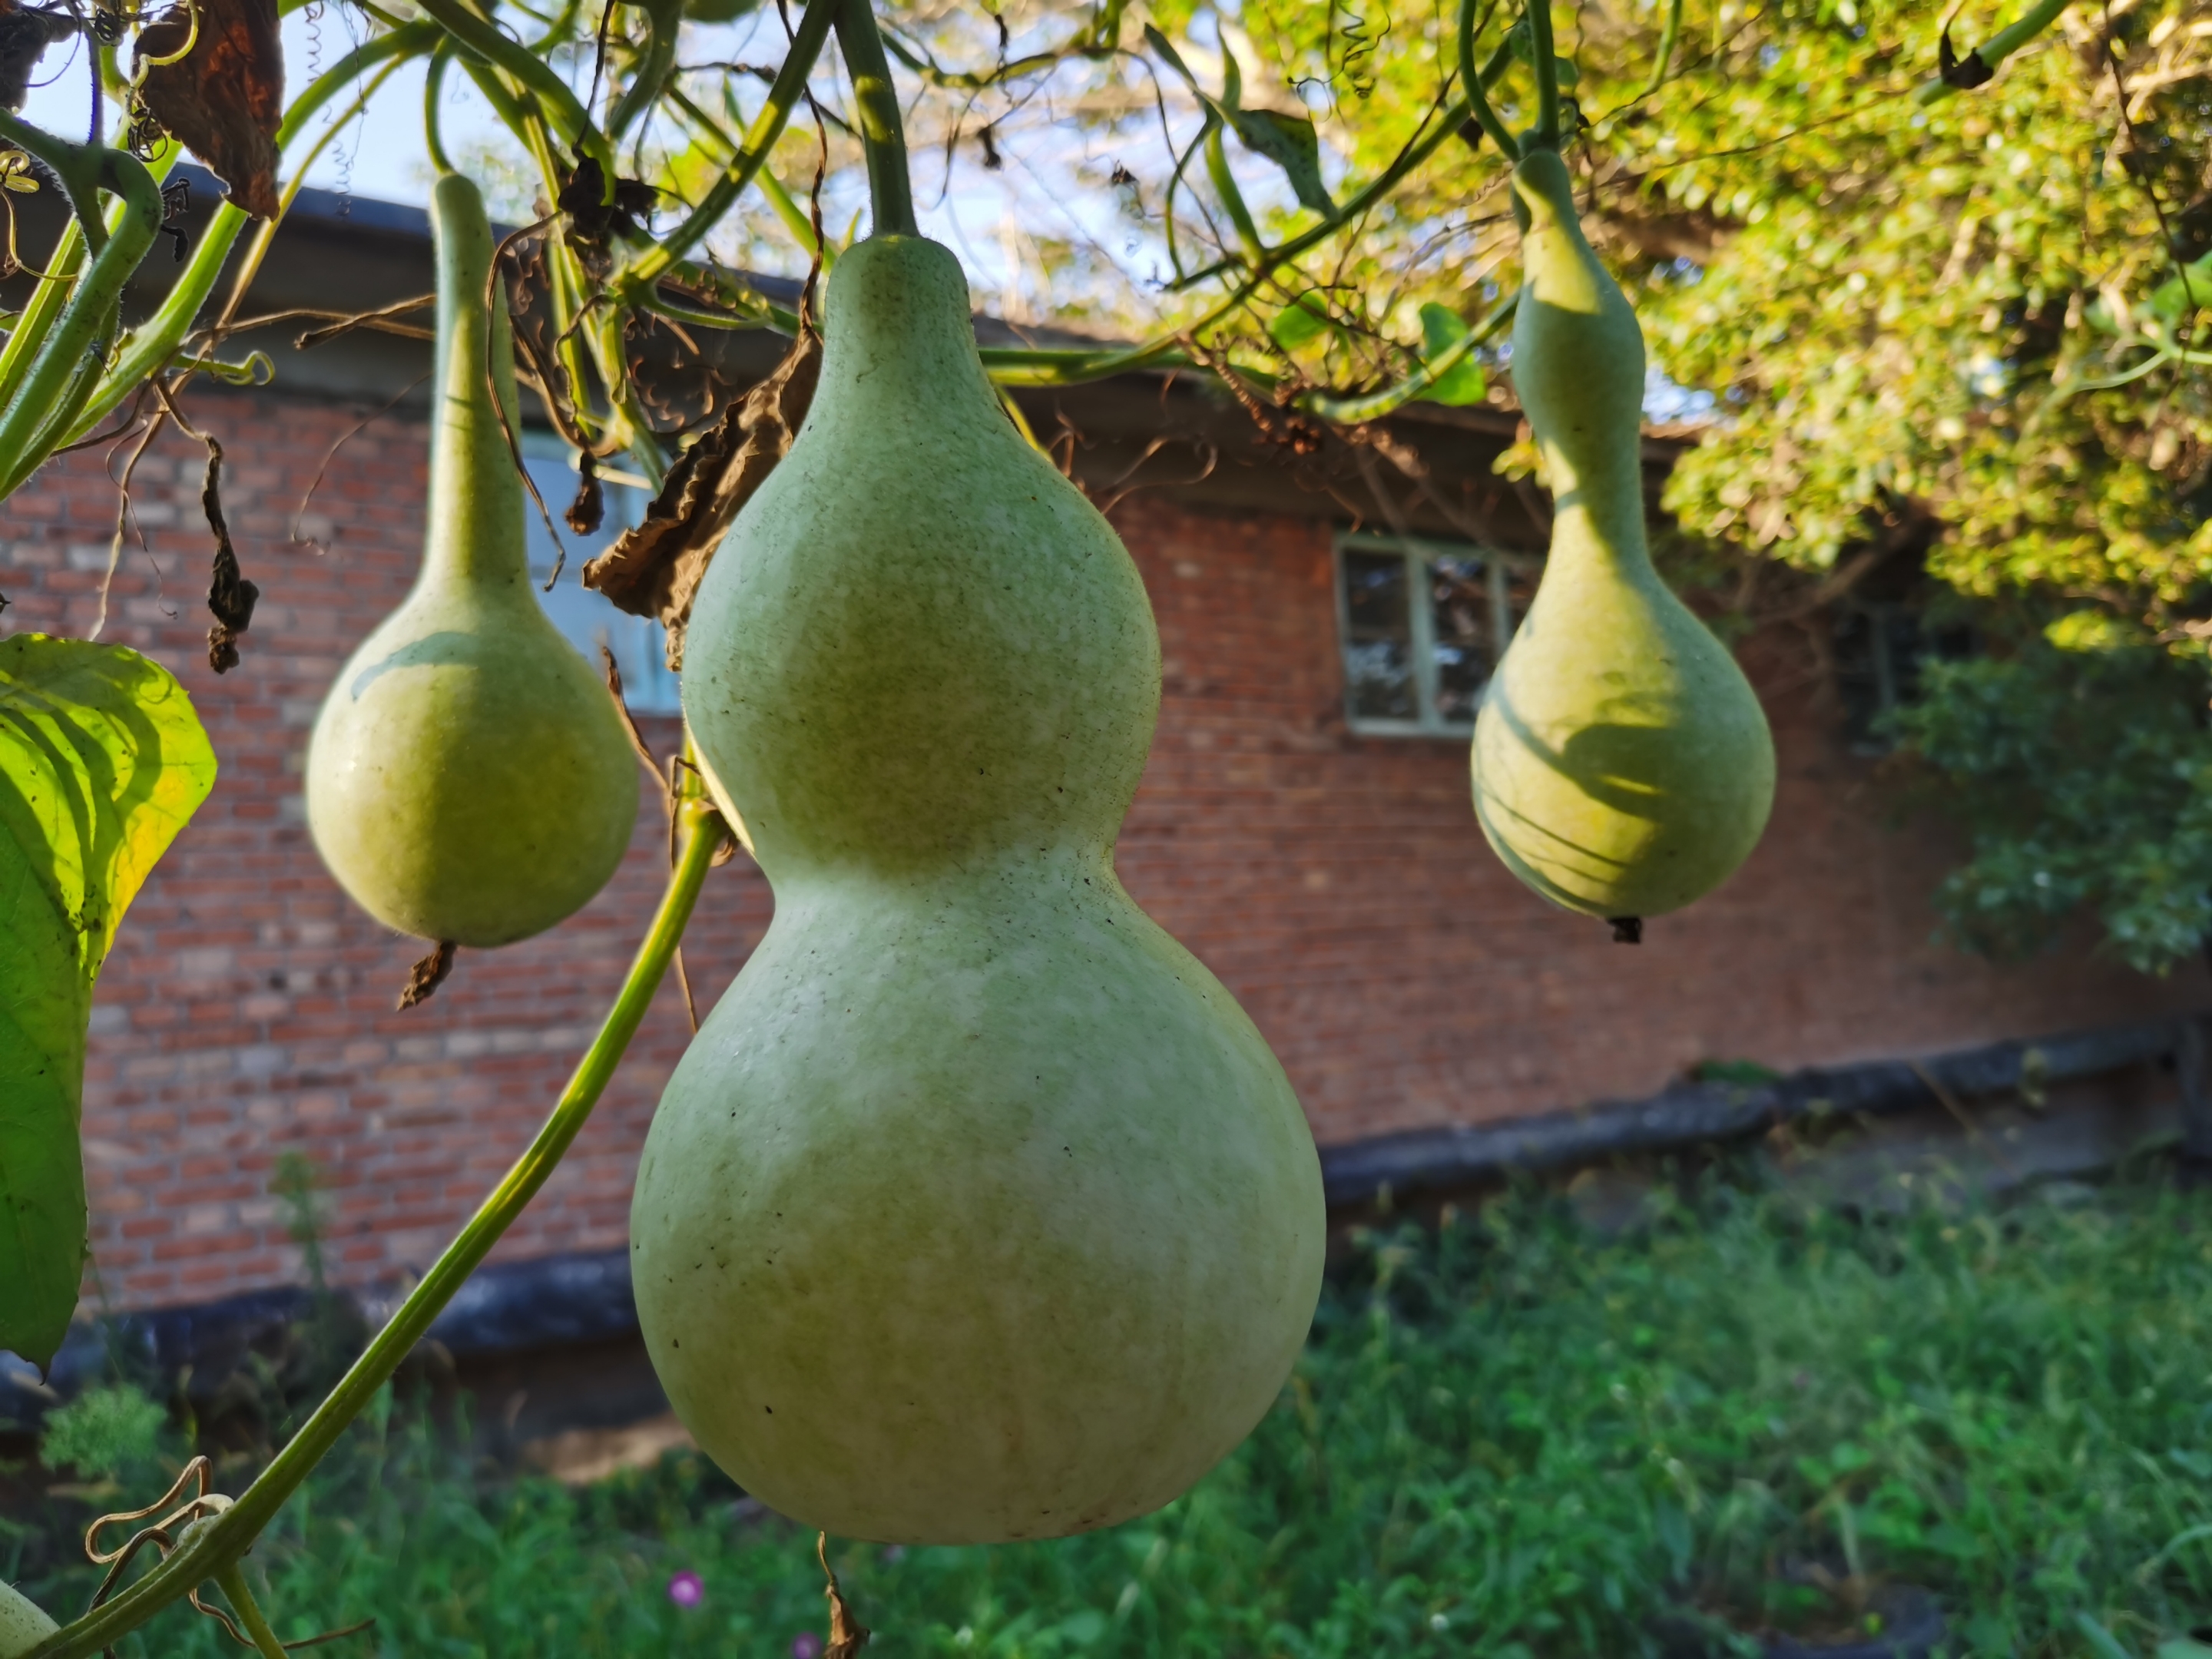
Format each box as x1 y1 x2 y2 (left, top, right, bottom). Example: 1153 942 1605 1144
2 382 2197 1313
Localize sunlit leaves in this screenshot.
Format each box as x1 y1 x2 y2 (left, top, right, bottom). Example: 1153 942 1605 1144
1417 303 1488 406
0 635 214 1366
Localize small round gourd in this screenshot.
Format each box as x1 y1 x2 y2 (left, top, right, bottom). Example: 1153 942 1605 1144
0 1581 57 1658
1472 147 1774 919
305 174 638 947
631 235 1325 1545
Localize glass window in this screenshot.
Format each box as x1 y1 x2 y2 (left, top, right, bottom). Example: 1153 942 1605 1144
1334 534 1536 736
520 434 682 717
1833 601 1975 754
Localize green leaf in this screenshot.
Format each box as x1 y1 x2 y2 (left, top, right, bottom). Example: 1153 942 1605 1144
0 634 215 1366
1270 292 1334 350
2147 251 2212 323
1224 107 1336 220
2075 1614 2135 1659
2157 1641 2212 1659
1142 23 1335 220
1419 303 1488 405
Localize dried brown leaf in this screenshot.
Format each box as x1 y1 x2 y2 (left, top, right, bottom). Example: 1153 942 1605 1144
397 940 456 1010
199 438 258 673
582 323 821 671
134 0 283 220
817 1534 869 1659
0 4 71 113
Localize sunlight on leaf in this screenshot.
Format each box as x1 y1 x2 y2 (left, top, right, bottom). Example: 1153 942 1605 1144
1419 303 1488 406
0 635 215 1366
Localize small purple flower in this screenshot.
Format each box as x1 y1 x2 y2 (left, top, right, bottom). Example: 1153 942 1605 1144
792 1633 823 1659
667 1571 704 1609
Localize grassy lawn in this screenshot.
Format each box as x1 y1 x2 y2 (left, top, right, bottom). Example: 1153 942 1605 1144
8 1171 2212 1657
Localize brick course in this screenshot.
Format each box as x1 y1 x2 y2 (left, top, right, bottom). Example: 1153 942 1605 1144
3 383 2197 1311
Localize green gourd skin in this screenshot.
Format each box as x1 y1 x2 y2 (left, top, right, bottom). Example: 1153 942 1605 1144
632 235 1326 1545
305 174 638 948
0 1580 56 1657
1472 147 1775 919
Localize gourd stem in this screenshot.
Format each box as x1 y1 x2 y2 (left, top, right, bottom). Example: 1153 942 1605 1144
1525 0 1563 150
834 0 919 238
24 805 727 1659
1456 0 1520 158
424 41 458 174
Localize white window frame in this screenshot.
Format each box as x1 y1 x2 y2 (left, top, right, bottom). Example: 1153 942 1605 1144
1332 531 1538 739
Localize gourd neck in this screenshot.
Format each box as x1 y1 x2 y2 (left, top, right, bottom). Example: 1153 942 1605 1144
1545 494 1657 584
813 234 998 422
1509 147 1655 583
419 172 531 598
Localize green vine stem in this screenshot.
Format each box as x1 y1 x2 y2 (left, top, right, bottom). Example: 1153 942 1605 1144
0 141 161 498
1298 290 1518 422
834 0 919 238
407 0 618 184
1913 0 2071 100
618 0 838 296
1644 0 1686 96
982 88 1479 389
424 41 459 174
211 1565 289 1659
1204 120 1267 263
27 800 728 1659
606 0 684 139
1459 0 1522 156
58 22 439 450
1525 0 1564 150
0 225 88 416
0 111 158 416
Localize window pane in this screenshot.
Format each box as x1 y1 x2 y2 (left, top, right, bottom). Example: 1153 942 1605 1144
1346 638 1416 720
1340 549 1416 721
1343 550 1410 634
1835 602 1977 753
1429 556 1495 725
522 455 683 716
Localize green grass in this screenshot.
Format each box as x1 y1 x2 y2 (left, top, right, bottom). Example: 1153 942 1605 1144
9 1171 2212 1657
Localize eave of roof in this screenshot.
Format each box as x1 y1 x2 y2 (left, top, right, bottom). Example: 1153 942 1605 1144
2 165 1686 544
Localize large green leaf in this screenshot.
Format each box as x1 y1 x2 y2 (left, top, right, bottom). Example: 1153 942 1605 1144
0 634 215 1366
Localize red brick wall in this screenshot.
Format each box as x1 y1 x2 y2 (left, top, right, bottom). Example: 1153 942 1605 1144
3 386 2197 1312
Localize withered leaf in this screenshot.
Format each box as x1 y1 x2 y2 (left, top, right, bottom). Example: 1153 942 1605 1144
817 1535 869 1659
583 323 821 671
134 0 282 220
199 438 259 673
397 939 457 1009
0 4 71 114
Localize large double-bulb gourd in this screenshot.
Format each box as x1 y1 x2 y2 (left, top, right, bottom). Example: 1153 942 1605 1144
0 1580 55 1657
304 174 637 947
631 233 1326 1546
1472 147 1774 921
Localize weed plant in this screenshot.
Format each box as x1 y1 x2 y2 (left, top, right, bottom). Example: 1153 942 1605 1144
6 1173 2212 1657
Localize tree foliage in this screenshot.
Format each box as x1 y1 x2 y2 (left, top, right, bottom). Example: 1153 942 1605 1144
959 0 2212 970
